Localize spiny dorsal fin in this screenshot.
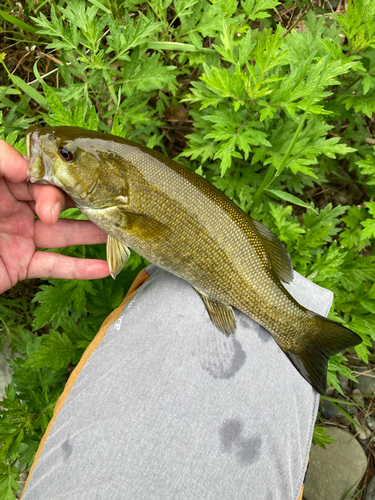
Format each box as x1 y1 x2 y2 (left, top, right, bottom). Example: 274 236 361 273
107 236 130 279
193 288 236 336
252 219 294 283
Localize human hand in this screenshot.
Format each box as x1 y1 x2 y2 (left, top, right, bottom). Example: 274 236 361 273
0 139 110 294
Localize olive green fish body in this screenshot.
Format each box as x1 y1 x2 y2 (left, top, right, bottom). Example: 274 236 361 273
26 126 361 394
56 134 305 346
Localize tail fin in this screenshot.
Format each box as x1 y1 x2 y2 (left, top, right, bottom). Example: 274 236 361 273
284 315 361 395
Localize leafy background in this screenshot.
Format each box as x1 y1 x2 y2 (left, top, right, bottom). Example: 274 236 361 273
0 0 375 497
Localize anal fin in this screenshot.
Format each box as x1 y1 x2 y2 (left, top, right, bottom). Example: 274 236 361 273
194 288 236 336
107 235 131 279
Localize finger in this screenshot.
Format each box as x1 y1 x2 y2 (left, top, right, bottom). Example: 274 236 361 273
7 179 74 206
34 219 108 248
0 140 28 183
0 140 73 221
27 251 110 280
7 181 67 224
32 185 75 225
9 182 70 225
8 180 77 224
6 175 76 225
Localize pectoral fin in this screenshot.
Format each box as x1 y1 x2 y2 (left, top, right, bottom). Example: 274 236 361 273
118 209 171 241
107 235 131 279
194 288 236 336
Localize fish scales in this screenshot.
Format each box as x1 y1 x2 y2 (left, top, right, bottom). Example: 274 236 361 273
26 126 362 394
109 140 307 350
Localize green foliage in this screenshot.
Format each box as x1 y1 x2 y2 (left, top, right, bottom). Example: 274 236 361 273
1 0 375 495
361 201 375 239
312 425 337 449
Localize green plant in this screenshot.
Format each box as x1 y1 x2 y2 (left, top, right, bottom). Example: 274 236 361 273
0 0 374 497
312 424 337 449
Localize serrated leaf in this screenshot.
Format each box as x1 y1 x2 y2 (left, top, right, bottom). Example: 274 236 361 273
111 113 120 136
241 0 280 21
340 206 370 250
88 105 98 131
119 52 176 96
355 342 370 364
188 31 202 49
312 426 336 449
361 201 375 240
24 331 75 371
361 218 375 239
0 464 19 500
362 73 375 94
365 200 375 216
42 84 70 121
107 13 163 64
32 279 95 330
73 99 85 127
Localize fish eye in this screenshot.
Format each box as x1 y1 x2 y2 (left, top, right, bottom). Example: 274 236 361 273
58 142 77 162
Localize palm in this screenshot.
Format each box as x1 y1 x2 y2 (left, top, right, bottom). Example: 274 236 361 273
0 176 37 289
0 140 109 294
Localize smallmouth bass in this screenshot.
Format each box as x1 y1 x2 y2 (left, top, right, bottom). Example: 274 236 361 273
26 126 361 394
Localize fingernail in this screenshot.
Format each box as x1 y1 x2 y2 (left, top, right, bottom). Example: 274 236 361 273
51 201 61 224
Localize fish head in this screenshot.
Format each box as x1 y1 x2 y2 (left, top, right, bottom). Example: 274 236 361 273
26 126 128 208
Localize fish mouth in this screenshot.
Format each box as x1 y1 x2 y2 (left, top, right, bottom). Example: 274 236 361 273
26 127 54 185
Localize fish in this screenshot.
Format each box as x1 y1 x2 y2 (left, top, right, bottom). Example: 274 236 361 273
26 125 362 394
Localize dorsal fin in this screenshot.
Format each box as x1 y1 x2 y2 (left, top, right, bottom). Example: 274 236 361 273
251 219 294 283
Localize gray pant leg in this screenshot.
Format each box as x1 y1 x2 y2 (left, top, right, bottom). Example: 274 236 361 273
23 267 329 500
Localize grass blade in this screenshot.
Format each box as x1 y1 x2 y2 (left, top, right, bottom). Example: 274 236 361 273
325 401 366 432
87 0 111 14
267 189 318 213
11 75 48 108
0 9 37 34
143 41 215 53
127 121 163 139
